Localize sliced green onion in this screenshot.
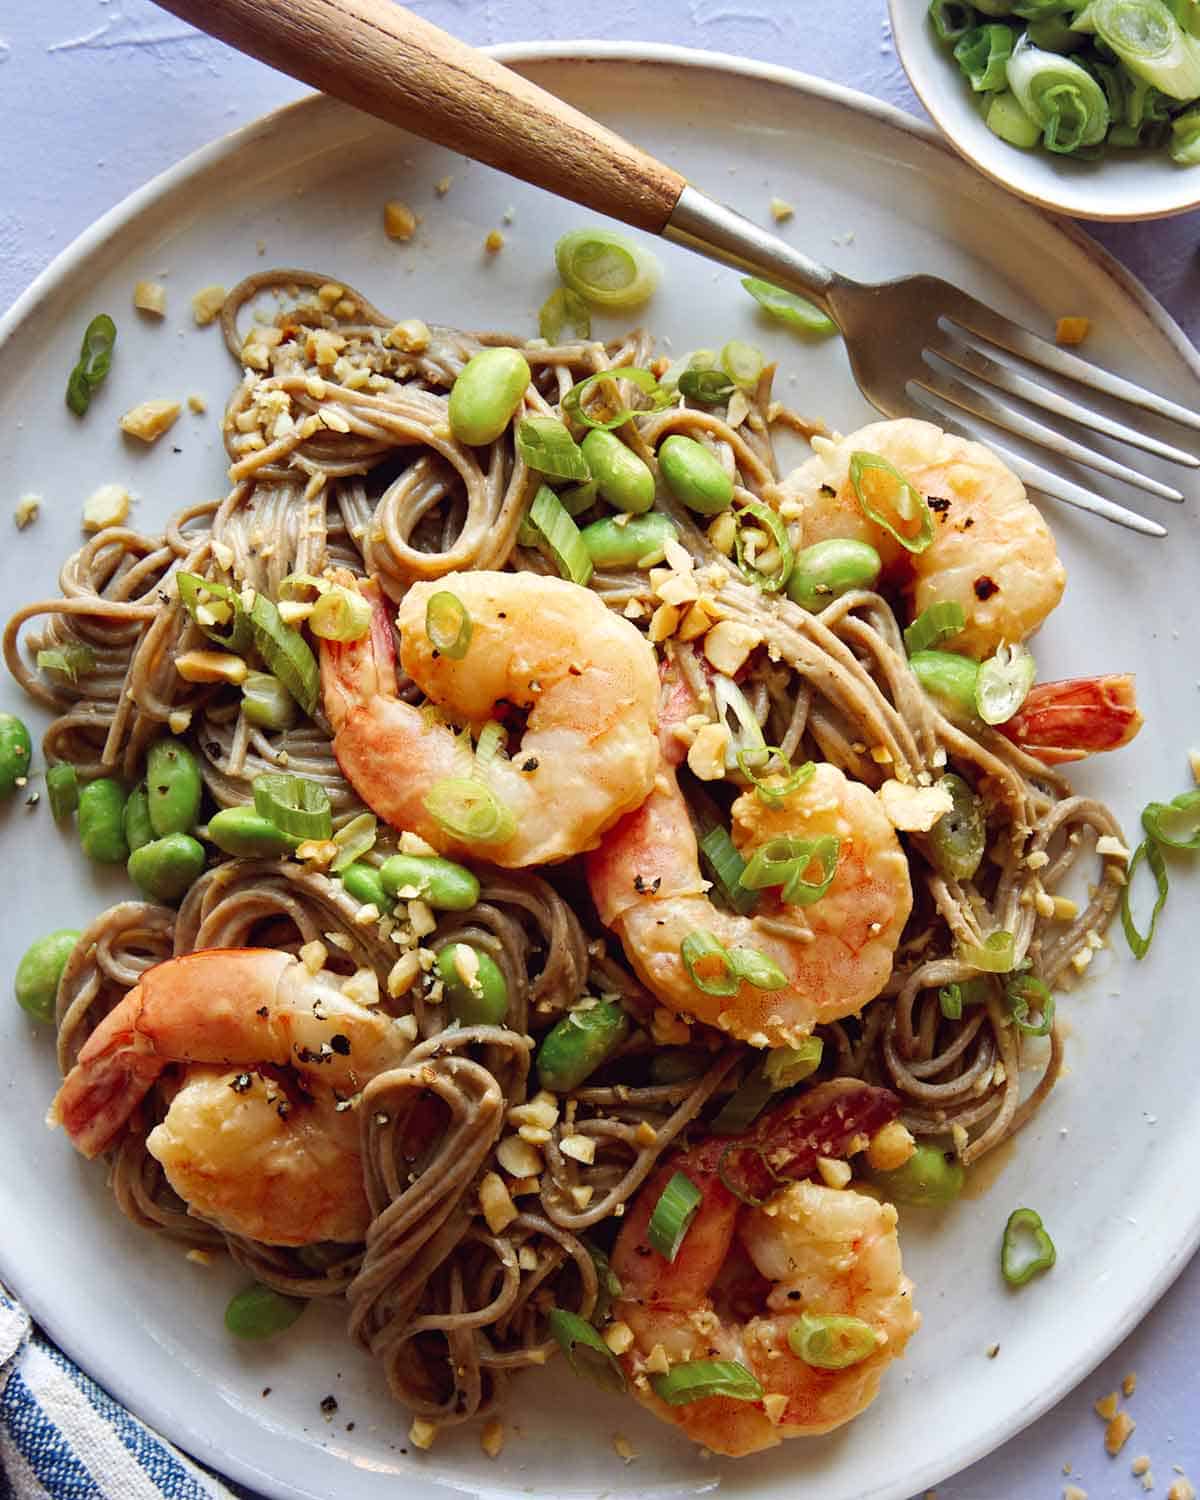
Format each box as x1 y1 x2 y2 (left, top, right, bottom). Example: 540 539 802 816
561 366 670 433
309 584 371 642
712 674 767 772
954 22 1016 90
46 763 80 820
425 590 473 660
647 1171 702 1261
546 1307 626 1393
523 484 593 587
678 368 736 404
959 930 1017 973
557 479 599 517
475 719 506 767
330 811 377 873
986 88 1045 146
720 340 765 390
1169 104 1200 159
710 1062 778 1135
277 572 328 604
729 946 787 990
651 1359 764 1407
659 348 716 391
849 451 934 553
36 644 97 683
1085 0 1200 97
680 929 740 997
66 313 117 416
1005 972 1056 1036
763 1036 823 1088
927 772 986 883
1120 837 1169 959
249 592 319 716
425 776 516 846
538 286 591 343
930 0 981 43
253 773 333 841
699 825 759 915
733 501 794 593
788 1313 878 1370
516 416 590 482
1142 790 1200 850
177 572 254 657
1001 1206 1056 1286
585 1242 622 1326
1006 33 1111 152
555 228 661 310
938 976 992 1019
741 277 837 336
740 834 840 907
904 601 966 655
976 644 1036 725
736 747 816 805
241 672 298 732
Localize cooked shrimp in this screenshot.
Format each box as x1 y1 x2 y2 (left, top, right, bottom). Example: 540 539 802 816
999 672 1143 765
610 1080 919 1456
52 948 408 1245
784 417 1066 658
586 677 911 1048
321 572 660 867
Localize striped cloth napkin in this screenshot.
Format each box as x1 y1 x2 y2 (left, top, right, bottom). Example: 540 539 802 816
0 1283 253 1500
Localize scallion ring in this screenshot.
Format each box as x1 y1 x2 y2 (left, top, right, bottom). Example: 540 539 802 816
474 719 506 767
538 286 591 344
959 930 1017 973
975 644 1037 725
712 675 767 772
904 601 966 655
309 584 372 642
788 1313 878 1370
740 277 837 335
252 773 333 842
330 812 378 874
740 834 840 908
650 1359 764 1407
763 1037 824 1088
546 1308 626 1393
937 976 992 1020
1120 837 1169 959
736 746 816 805
678 368 736 404
680 930 740 997
1141 790 1200 851
733 501 794 593
522 484 593 587
65 313 117 416
646 1171 702 1261
1004 972 1056 1036
425 591 473 660
1000 1206 1056 1287
848 451 934 554
698 825 759 915
560 366 670 433
424 777 516 846
554 228 661 310
720 339 765 390
241 672 298 732
177 572 254 657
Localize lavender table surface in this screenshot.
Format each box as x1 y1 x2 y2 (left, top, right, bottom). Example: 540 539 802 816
2 4 1198 1498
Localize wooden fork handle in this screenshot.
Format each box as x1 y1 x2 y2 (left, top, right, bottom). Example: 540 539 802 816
153 0 687 232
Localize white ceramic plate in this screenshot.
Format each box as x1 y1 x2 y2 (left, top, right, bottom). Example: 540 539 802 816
2 43 1198 1500
889 0 1200 221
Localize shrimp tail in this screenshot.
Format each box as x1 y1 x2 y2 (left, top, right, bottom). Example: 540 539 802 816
319 577 398 733
690 1078 900 1203
999 673 1143 765
51 984 166 1158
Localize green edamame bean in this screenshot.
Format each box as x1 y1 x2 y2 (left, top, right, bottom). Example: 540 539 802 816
224 1283 306 1340
927 773 986 882
871 1142 965 1206
146 739 203 836
786 538 882 611
435 942 509 1025
448 347 532 446
537 997 630 1093
379 853 480 911
657 434 734 515
127 833 206 903
581 429 656 515
580 513 678 570
909 650 981 719
78 778 129 865
46 763 80 820
340 861 390 910
14 929 80 1023
0 712 32 797
206 805 298 858
123 784 155 853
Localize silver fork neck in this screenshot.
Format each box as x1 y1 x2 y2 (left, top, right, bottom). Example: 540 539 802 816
663 184 842 316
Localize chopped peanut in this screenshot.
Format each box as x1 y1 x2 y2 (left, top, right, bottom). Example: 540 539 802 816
1104 1411 1136 1456
559 1134 597 1165
191 285 227 326
1094 1391 1119 1421
496 1135 543 1178
1168 1480 1197 1500
1055 316 1090 346
120 399 181 444
383 199 417 240
707 510 738 555
648 602 681 643
644 1343 670 1375
867 1120 916 1172
82 483 131 531
604 1321 635 1355
175 650 248 685
133 280 167 316
187 394 207 414
816 1156 852 1189
612 1435 637 1463
409 1417 438 1450
1122 1372 1138 1398
508 1092 559 1131
387 951 421 997
769 197 794 223
387 319 430 353
14 494 40 530
687 721 731 782
484 229 505 254
478 1171 518 1233
342 968 379 1008
704 619 763 677
762 1392 789 1424
480 1418 505 1458
878 778 953 832
299 940 327 974
399 830 438 857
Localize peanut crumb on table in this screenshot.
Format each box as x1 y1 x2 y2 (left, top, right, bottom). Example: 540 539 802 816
1105 1410 1136 1457
1094 1391 1119 1421
1123 1371 1138 1397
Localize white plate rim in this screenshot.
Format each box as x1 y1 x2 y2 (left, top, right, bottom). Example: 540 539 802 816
1 39 1198 1500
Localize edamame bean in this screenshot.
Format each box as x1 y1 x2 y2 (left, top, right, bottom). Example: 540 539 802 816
786 538 882 611
206 805 298 858
0 712 32 797
128 833 206 903
435 942 509 1025
580 513 678 570
870 1143 965 1206
448 347 531 446
656 434 733 515
581 429 656 515
46 763 80 820
537 997 630 1092
146 739 203 836
927 773 985 882
379 853 480 910
78 778 128 864
340 861 390 910
224 1283 306 1340
909 650 980 719
14 929 80 1023
123 783 155 853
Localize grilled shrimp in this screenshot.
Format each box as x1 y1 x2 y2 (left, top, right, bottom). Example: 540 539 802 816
52 948 409 1245
321 572 660 867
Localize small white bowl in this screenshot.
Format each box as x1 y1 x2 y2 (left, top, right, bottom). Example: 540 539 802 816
888 0 1200 219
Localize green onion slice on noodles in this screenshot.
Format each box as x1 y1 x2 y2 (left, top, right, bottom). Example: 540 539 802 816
36 644 96 683
538 286 592 343
733 501 794 593
524 485 593 587
330 812 378 873
904 601 966 655
1004 972 1056 1036
516 416 590 482
740 835 840 907
546 1308 627 1393
647 1171 703 1261
253 773 333 842
561 366 670 433
698 825 759 915
959 930 1017 973
177 572 255 657
309 585 371 643
424 777 516 846
678 367 737 404
249 593 319 716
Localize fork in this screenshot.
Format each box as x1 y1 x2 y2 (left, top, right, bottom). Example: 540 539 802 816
155 0 1198 538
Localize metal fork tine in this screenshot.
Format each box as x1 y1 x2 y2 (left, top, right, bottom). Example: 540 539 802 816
908 385 1168 538
913 364 1185 504
934 338 1200 469
944 302 1200 434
